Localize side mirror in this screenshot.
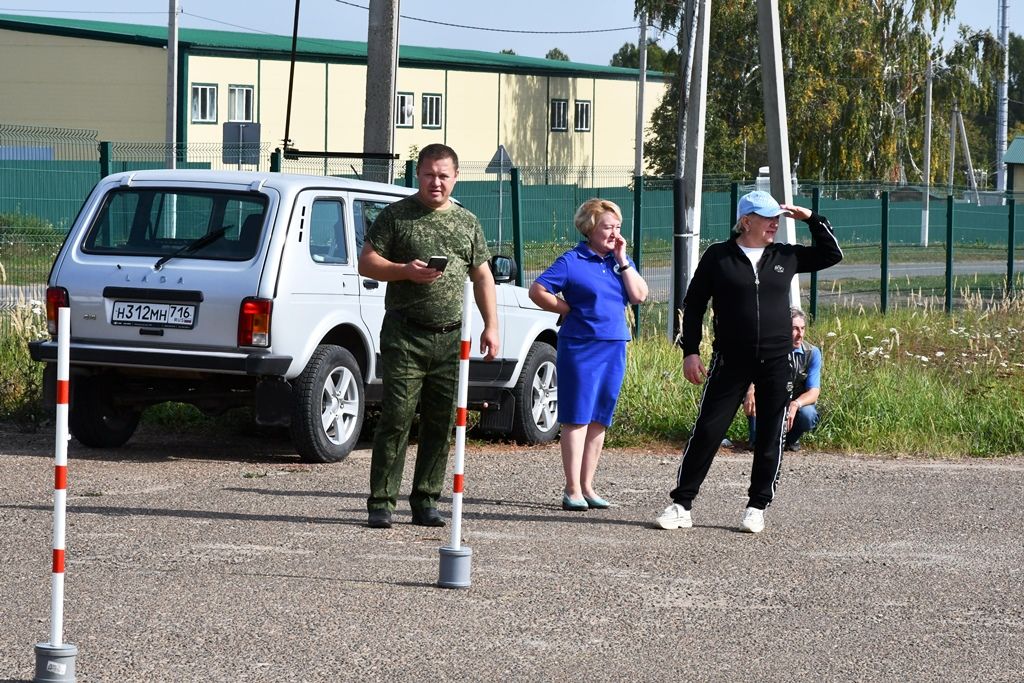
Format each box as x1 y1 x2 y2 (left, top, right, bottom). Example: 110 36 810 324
489 255 517 284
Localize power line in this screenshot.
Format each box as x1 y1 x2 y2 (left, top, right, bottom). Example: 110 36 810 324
0 7 165 15
183 11 285 37
333 0 637 35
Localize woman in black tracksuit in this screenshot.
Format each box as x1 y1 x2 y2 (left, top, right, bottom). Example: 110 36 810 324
655 190 843 534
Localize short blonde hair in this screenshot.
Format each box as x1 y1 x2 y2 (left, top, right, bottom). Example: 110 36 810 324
573 198 623 237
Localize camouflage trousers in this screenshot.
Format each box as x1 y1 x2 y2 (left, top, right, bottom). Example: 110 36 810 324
367 312 460 513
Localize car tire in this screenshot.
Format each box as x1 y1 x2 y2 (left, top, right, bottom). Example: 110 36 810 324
511 341 559 444
290 344 365 463
68 375 141 448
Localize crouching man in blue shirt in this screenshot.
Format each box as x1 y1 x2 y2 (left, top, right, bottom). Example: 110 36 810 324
743 307 822 452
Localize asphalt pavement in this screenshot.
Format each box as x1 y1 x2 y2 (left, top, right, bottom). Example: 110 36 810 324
1 425 1022 682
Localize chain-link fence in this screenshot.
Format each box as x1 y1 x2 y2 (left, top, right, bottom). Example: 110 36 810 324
2 124 1021 336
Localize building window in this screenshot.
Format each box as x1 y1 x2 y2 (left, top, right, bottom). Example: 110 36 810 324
228 85 254 122
422 94 442 129
191 84 217 123
574 100 592 132
550 99 568 132
396 92 414 128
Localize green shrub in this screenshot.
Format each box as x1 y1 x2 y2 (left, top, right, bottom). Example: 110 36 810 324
0 300 48 427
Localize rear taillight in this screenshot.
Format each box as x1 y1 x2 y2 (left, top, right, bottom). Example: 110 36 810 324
45 286 69 336
238 297 272 347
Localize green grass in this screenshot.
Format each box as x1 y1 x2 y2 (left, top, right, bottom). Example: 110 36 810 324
0 216 65 286
2 283 1022 456
613 293 1024 456
0 300 47 425
521 239 1022 272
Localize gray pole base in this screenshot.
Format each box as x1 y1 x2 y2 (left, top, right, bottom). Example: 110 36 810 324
34 642 77 683
437 545 472 589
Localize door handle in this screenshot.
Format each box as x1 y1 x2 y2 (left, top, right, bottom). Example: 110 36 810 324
362 279 379 290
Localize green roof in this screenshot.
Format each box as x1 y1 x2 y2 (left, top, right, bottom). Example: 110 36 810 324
0 13 664 81
1005 136 1024 165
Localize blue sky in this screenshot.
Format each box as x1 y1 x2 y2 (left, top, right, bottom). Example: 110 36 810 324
0 0 1016 66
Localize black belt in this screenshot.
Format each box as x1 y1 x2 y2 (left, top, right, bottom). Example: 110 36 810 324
388 310 461 334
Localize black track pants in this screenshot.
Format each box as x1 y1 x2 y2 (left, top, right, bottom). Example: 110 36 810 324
669 351 792 510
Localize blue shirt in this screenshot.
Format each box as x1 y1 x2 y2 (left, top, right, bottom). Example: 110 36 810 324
794 344 822 389
534 242 634 341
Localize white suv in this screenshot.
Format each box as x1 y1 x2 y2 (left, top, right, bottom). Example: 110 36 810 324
30 170 560 462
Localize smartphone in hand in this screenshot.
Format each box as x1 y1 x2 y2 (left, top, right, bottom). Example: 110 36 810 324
426 255 448 272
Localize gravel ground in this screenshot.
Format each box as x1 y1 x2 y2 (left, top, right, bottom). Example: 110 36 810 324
1 424 1022 682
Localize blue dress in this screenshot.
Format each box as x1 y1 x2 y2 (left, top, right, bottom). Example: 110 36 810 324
534 242 635 427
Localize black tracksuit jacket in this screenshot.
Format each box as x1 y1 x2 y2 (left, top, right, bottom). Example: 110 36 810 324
680 212 843 360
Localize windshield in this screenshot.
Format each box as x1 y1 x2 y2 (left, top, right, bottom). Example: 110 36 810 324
82 188 268 261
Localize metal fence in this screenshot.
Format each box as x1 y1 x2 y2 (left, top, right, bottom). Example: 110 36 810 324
1 124 1022 336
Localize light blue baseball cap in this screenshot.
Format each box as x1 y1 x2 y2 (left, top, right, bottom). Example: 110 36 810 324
737 190 786 220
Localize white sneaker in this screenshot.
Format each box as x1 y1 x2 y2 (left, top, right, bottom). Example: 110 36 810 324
655 503 692 530
739 507 765 533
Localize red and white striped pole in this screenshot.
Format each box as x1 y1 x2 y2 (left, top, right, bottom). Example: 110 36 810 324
34 306 78 682
438 278 473 589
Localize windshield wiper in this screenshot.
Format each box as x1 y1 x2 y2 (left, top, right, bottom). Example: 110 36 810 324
154 226 229 270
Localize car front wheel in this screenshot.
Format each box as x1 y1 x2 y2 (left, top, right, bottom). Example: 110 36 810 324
511 342 559 444
290 344 365 463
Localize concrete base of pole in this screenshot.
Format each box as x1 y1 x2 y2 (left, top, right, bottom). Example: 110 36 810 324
437 546 472 589
34 642 77 683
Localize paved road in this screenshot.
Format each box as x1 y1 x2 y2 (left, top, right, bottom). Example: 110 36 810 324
637 260 1023 301
1 425 1021 682
801 259 1023 281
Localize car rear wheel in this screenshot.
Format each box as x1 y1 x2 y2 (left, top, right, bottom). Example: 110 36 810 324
68 375 141 448
290 344 365 463
511 342 559 444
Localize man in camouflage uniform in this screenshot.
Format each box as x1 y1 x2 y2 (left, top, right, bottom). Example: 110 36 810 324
358 143 500 529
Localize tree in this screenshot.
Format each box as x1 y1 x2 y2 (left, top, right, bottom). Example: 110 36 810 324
499 48 517 55
545 48 570 61
610 39 677 73
1008 32 1023 136
635 0 1001 186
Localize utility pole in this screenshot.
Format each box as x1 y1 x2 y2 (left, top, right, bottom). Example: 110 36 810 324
165 0 179 170
363 0 400 183
957 109 981 205
948 104 957 197
757 0 799 306
995 0 1009 192
921 59 932 247
669 0 709 343
633 13 647 178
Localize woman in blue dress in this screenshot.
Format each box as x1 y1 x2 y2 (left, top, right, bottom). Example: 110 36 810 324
529 199 649 511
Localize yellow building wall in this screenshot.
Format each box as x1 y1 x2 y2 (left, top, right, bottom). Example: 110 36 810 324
495 73 666 172
255 58 327 152
0 29 165 141
0 26 667 169
393 67 450 162
593 79 640 169
499 74 547 167
186 55 327 154
444 72 500 170
325 63 367 152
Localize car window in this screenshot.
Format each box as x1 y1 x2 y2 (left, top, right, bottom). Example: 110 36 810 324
309 199 348 264
82 188 267 261
353 199 391 255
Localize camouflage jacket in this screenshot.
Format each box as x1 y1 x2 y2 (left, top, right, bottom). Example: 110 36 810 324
365 195 491 324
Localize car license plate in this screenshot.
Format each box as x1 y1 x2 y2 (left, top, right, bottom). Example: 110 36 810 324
111 301 197 329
